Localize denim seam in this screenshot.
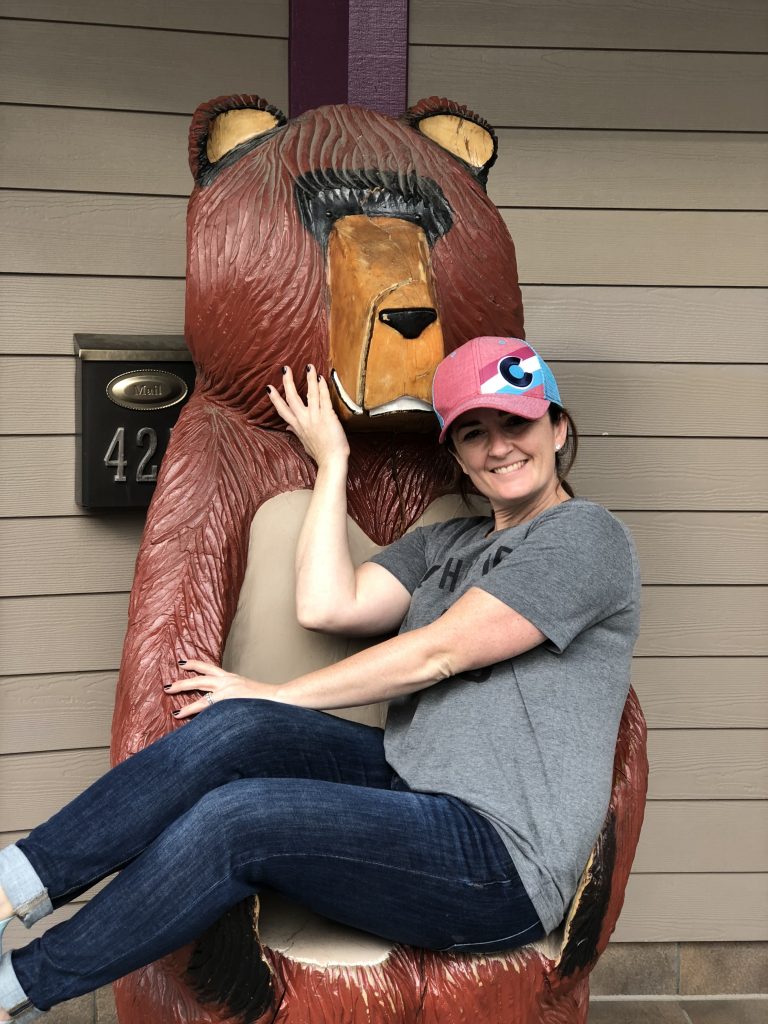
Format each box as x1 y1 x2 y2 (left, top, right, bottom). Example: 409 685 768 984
441 917 543 950
233 850 518 889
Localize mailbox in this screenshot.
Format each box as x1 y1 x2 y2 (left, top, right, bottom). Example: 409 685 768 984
75 335 195 509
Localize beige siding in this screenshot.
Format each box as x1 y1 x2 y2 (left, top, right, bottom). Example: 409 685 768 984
409 0 768 944
0 0 764 954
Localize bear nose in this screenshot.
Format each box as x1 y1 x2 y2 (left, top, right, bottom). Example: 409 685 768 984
378 307 438 340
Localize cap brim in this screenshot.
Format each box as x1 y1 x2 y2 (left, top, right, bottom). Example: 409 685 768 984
438 394 551 443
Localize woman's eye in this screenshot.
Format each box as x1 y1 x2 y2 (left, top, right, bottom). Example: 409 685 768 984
460 429 482 442
503 418 527 432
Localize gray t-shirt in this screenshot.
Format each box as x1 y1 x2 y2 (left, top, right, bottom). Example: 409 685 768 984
368 498 640 933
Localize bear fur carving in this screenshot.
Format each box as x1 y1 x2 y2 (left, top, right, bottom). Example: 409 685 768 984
110 95 647 1023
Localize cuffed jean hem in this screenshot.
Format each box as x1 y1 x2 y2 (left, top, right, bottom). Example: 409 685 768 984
0 954 43 1022
0 848 52 927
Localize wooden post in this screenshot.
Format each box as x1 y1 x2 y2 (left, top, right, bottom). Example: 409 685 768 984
289 0 409 117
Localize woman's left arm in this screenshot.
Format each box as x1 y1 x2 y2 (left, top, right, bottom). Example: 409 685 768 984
169 587 544 718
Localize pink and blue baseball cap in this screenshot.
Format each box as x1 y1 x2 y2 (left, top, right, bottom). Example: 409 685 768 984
432 337 562 443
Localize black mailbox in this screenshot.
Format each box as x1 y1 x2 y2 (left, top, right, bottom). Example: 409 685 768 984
75 335 195 509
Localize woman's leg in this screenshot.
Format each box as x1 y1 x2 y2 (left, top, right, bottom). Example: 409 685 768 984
9 776 542 1014
0 701 394 1017
1 700 393 923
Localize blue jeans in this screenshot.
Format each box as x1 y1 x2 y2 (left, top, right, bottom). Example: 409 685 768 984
0 700 543 1017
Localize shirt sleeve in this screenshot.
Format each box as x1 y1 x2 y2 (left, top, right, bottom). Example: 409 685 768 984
473 504 637 653
367 526 429 594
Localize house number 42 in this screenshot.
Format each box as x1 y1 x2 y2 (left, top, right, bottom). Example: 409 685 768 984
103 426 163 483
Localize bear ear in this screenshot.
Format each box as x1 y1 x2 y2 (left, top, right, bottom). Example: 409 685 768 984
403 97 498 185
189 94 287 182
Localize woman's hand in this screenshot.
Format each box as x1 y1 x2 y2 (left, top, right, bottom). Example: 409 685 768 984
267 364 350 468
165 659 279 719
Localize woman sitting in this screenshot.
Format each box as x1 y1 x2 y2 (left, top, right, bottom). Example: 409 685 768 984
0 337 640 1022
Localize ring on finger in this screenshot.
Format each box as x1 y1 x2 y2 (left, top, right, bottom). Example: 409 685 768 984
205 692 214 707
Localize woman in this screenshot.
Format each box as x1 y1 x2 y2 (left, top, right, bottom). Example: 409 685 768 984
0 337 640 1021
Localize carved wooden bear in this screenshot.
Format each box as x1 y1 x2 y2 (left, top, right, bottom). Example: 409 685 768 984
110 95 647 1023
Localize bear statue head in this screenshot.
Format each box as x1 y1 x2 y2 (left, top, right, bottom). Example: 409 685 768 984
185 95 524 432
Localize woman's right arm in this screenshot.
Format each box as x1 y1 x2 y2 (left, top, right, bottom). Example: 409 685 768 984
268 366 411 636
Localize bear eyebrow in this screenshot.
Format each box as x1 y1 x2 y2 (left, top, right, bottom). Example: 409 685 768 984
294 168 453 249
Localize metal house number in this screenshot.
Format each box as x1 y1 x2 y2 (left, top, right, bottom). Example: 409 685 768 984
103 426 165 483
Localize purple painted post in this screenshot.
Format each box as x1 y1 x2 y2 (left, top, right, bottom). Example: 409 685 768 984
290 0 409 118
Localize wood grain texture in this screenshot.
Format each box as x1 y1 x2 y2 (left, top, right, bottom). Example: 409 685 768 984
632 658 768 728
0 516 145 596
0 276 186 356
613 873 768 942
409 48 768 131
1 512 765 597
0 19 288 113
0 748 111 830
0 191 186 277
6 357 765 438
523 287 768 363
0 0 289 35
0 105 191 195
3 280 765 362
2 731 762 831
622 513 768 586
409 0 768 51
647 730 768 799
5 107 767 212
0 593 129 674
5 192 766 285
4 437 766 518
490 130 768 211
0 672 117 753
504 210 768 287
634 802 768 873
638 587 768 657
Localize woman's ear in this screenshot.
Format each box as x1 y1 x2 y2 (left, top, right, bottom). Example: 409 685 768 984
447 442 469 476
554 413 569 452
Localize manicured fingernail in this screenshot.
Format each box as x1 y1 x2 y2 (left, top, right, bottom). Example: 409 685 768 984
177 659 186 666
306 364 312 373
265 385 272 394
282 366 288 375
163 684 172 691
172 710 181 717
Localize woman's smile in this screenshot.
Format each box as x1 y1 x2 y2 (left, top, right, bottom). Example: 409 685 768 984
450 408 568 528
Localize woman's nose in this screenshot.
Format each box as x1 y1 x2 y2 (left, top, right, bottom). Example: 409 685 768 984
487 427 511 455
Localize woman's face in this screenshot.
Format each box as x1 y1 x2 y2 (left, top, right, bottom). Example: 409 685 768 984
450 408 567 519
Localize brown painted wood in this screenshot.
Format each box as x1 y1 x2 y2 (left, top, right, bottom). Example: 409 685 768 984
2 512 764 597
490 130 768 211
5 108 767 211
410 48 768 131
7 356 765 437
523 287 768 363
647 730 768 799
4 437 766 518
0 672 118 754
504 210 768 287
0 19 288 113
0 517 145 596
410 0 768 52
3 279 765 362
0 105 191 195
0 277 186 357
2 587 765 677
637 587 768 657
632 659 768 729
2 730 761 833
5 192 766 285
621 514 768 586
634 802 768 873
613 874 768 942
0 0 289 35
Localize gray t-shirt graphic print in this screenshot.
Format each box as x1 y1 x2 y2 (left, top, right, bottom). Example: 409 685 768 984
369 498 641 934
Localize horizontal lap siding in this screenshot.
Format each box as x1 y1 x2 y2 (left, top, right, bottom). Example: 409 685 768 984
0 0 765 946
407 0 768 943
